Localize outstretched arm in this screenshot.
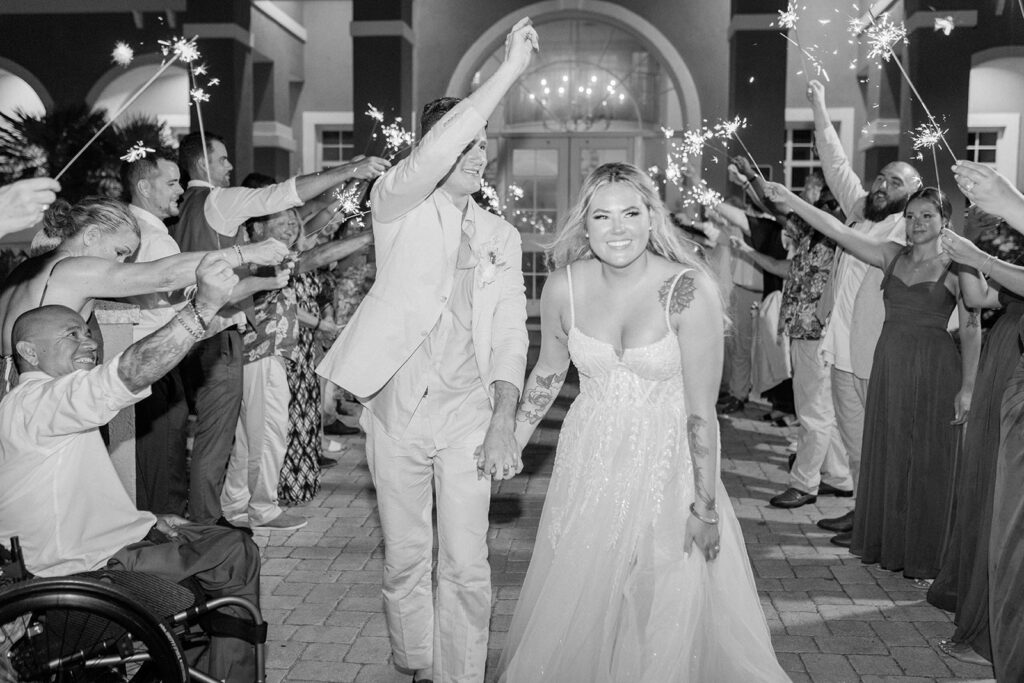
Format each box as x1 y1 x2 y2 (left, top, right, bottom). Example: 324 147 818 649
513 269 571 452
729 235 791 277
763 182 895 269
953 161 1024 232
673 269 724 562
296 232 373 273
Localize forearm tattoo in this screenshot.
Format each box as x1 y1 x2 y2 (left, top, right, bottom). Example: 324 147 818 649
966 310 980 329
658 272 696 315
686 414 717 509
516 369 568 425
118 314 198 393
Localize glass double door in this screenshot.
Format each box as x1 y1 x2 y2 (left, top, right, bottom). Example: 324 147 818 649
497 135 634 315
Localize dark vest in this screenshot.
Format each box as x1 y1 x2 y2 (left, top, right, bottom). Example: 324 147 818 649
171 185 255 325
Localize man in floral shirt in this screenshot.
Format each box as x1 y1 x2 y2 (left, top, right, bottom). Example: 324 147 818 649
771 172 855 508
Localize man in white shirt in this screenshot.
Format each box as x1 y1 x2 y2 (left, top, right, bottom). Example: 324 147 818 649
0 253 260 681
170 133 388 527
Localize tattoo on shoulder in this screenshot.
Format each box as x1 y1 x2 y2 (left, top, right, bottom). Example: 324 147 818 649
658 272 697 315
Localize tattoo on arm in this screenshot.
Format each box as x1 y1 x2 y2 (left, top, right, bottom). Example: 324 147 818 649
658 272 697 315
686 414 717 508
118 315 197 393
966 309 980 329
515 369 568 425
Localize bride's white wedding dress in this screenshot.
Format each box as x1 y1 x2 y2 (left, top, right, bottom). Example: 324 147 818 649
497 266 789 682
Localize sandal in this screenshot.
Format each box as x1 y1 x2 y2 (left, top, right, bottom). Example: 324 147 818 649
937 639 992 666
911 578 933 590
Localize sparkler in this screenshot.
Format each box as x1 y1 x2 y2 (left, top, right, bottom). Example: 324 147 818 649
684 179 724 210
911 122 946 192
119 141 155 163
55 36 199 181
934 16 955 36
307 183 371 239
715 117 766 182
111 42 134 67
188 61 212 182
862 14 956 162
776 2 812 81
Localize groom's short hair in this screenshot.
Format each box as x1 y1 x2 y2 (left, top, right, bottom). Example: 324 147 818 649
421 97 463 137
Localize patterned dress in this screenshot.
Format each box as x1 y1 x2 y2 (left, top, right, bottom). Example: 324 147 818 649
278 271 323 505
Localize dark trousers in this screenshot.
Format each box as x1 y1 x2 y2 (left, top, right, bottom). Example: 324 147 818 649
181 329 243 525
108 524 260 682
135 367 189 515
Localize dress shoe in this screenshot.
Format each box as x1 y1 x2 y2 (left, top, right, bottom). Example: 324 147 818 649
818 482 854 497
215 516 253 538
830 530 852 547
816 509 854 533
323 420 360 436
318 455 338 469
716 396 745 414
769 487 817 508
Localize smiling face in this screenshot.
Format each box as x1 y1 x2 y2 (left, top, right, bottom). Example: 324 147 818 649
255 209 301 247
585 182 652 268
439 129 487 200
15 307 99 377
904 196 946 245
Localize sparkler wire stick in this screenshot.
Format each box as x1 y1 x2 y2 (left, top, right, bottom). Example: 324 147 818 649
54 45 192 181
188 67 211 182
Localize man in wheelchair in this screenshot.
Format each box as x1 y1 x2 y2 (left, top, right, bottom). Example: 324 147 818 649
0 253 262 681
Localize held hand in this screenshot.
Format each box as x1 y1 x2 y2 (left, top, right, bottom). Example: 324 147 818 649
762 181 793 205
503 17 540 75
474 422 521 481
194 252 240 312
953 160 1024 221
344 155 391 180
731 155 756 180
728 235 752 254
683 511 721 562
155 514 189 539
245 238 290 266
727 163 748 188
952 387 972 425
806 79 826 110
940 228 986 268
0 177 61 237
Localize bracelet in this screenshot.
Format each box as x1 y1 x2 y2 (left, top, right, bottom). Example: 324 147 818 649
187 301 209 331
981 254 996 278
232 244 244 266
689 502 720 525
175 309 204 341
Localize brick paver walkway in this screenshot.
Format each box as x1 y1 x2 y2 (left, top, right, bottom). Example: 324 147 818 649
254 398 996 683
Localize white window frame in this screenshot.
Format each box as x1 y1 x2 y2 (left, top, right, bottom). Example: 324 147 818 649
301 111 354 174
783 107 855 190
967 113 1020 187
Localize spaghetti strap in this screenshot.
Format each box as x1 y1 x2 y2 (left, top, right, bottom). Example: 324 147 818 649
566 264 576 329
880 247 907 290
663 268 692 330
38 256 67 307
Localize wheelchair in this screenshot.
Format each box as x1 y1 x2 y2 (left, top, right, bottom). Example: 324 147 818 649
0 538 267 682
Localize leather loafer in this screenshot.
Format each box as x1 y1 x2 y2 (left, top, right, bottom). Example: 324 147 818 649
830 530 852 547
817 509 854 533
769 487 817 508
818 482 854 497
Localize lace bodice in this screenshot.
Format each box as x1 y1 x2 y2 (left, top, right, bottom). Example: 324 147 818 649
568 328 684 405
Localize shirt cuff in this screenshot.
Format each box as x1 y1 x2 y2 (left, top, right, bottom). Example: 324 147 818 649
279 176 301 205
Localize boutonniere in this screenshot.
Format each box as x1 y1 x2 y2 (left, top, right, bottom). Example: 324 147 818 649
472 236 507 287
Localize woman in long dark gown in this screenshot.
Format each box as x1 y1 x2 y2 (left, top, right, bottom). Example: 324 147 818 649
938 181 1024 678
764 183 983 581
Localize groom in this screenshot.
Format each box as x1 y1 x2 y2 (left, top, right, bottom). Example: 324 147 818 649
317 18 537 683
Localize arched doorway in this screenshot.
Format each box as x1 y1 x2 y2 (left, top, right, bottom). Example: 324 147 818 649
89 58 190 141
0 62 48 118
449 9 696 314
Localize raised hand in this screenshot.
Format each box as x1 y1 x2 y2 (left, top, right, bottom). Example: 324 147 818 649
503 17 540 76
806 79 826 110
0 177 60 236
731 156 756 180
940 228 987 269
194 252 240 313
344 155 391 180
244 237 290 265
953 160 1024 224
762 181 794 205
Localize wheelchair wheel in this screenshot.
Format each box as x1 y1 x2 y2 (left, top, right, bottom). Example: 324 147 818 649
0 576 187 682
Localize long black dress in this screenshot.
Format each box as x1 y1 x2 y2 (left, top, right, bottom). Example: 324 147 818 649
927 292 1024 660
851 250 960 579
990 311 1024 681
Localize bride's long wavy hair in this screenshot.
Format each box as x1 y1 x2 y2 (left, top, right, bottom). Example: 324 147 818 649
546 162 726 317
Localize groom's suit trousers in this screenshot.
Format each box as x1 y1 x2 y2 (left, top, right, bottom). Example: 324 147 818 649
363 408 492 683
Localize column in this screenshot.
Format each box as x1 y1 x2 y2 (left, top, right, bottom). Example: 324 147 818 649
351 0 414 153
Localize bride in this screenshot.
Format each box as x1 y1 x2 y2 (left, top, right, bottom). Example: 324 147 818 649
497 162 788 682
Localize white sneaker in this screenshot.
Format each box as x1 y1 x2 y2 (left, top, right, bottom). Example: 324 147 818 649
255 512 307 531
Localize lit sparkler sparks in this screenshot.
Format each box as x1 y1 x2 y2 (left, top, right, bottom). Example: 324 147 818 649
685 180 724 210
864 14 907 62
911 122 946 151
776 2 799 31
365 105 385 123
190 87 209 103
119 141 155 163
934 16 955 36
714 116 766 182
158 36 200 64
111 42 134 67
381 118 415 159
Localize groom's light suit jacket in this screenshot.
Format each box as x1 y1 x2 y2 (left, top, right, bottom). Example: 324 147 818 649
317 101 528 430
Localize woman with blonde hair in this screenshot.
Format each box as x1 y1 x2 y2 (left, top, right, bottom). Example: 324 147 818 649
0 195 287 392
498 163 787 681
